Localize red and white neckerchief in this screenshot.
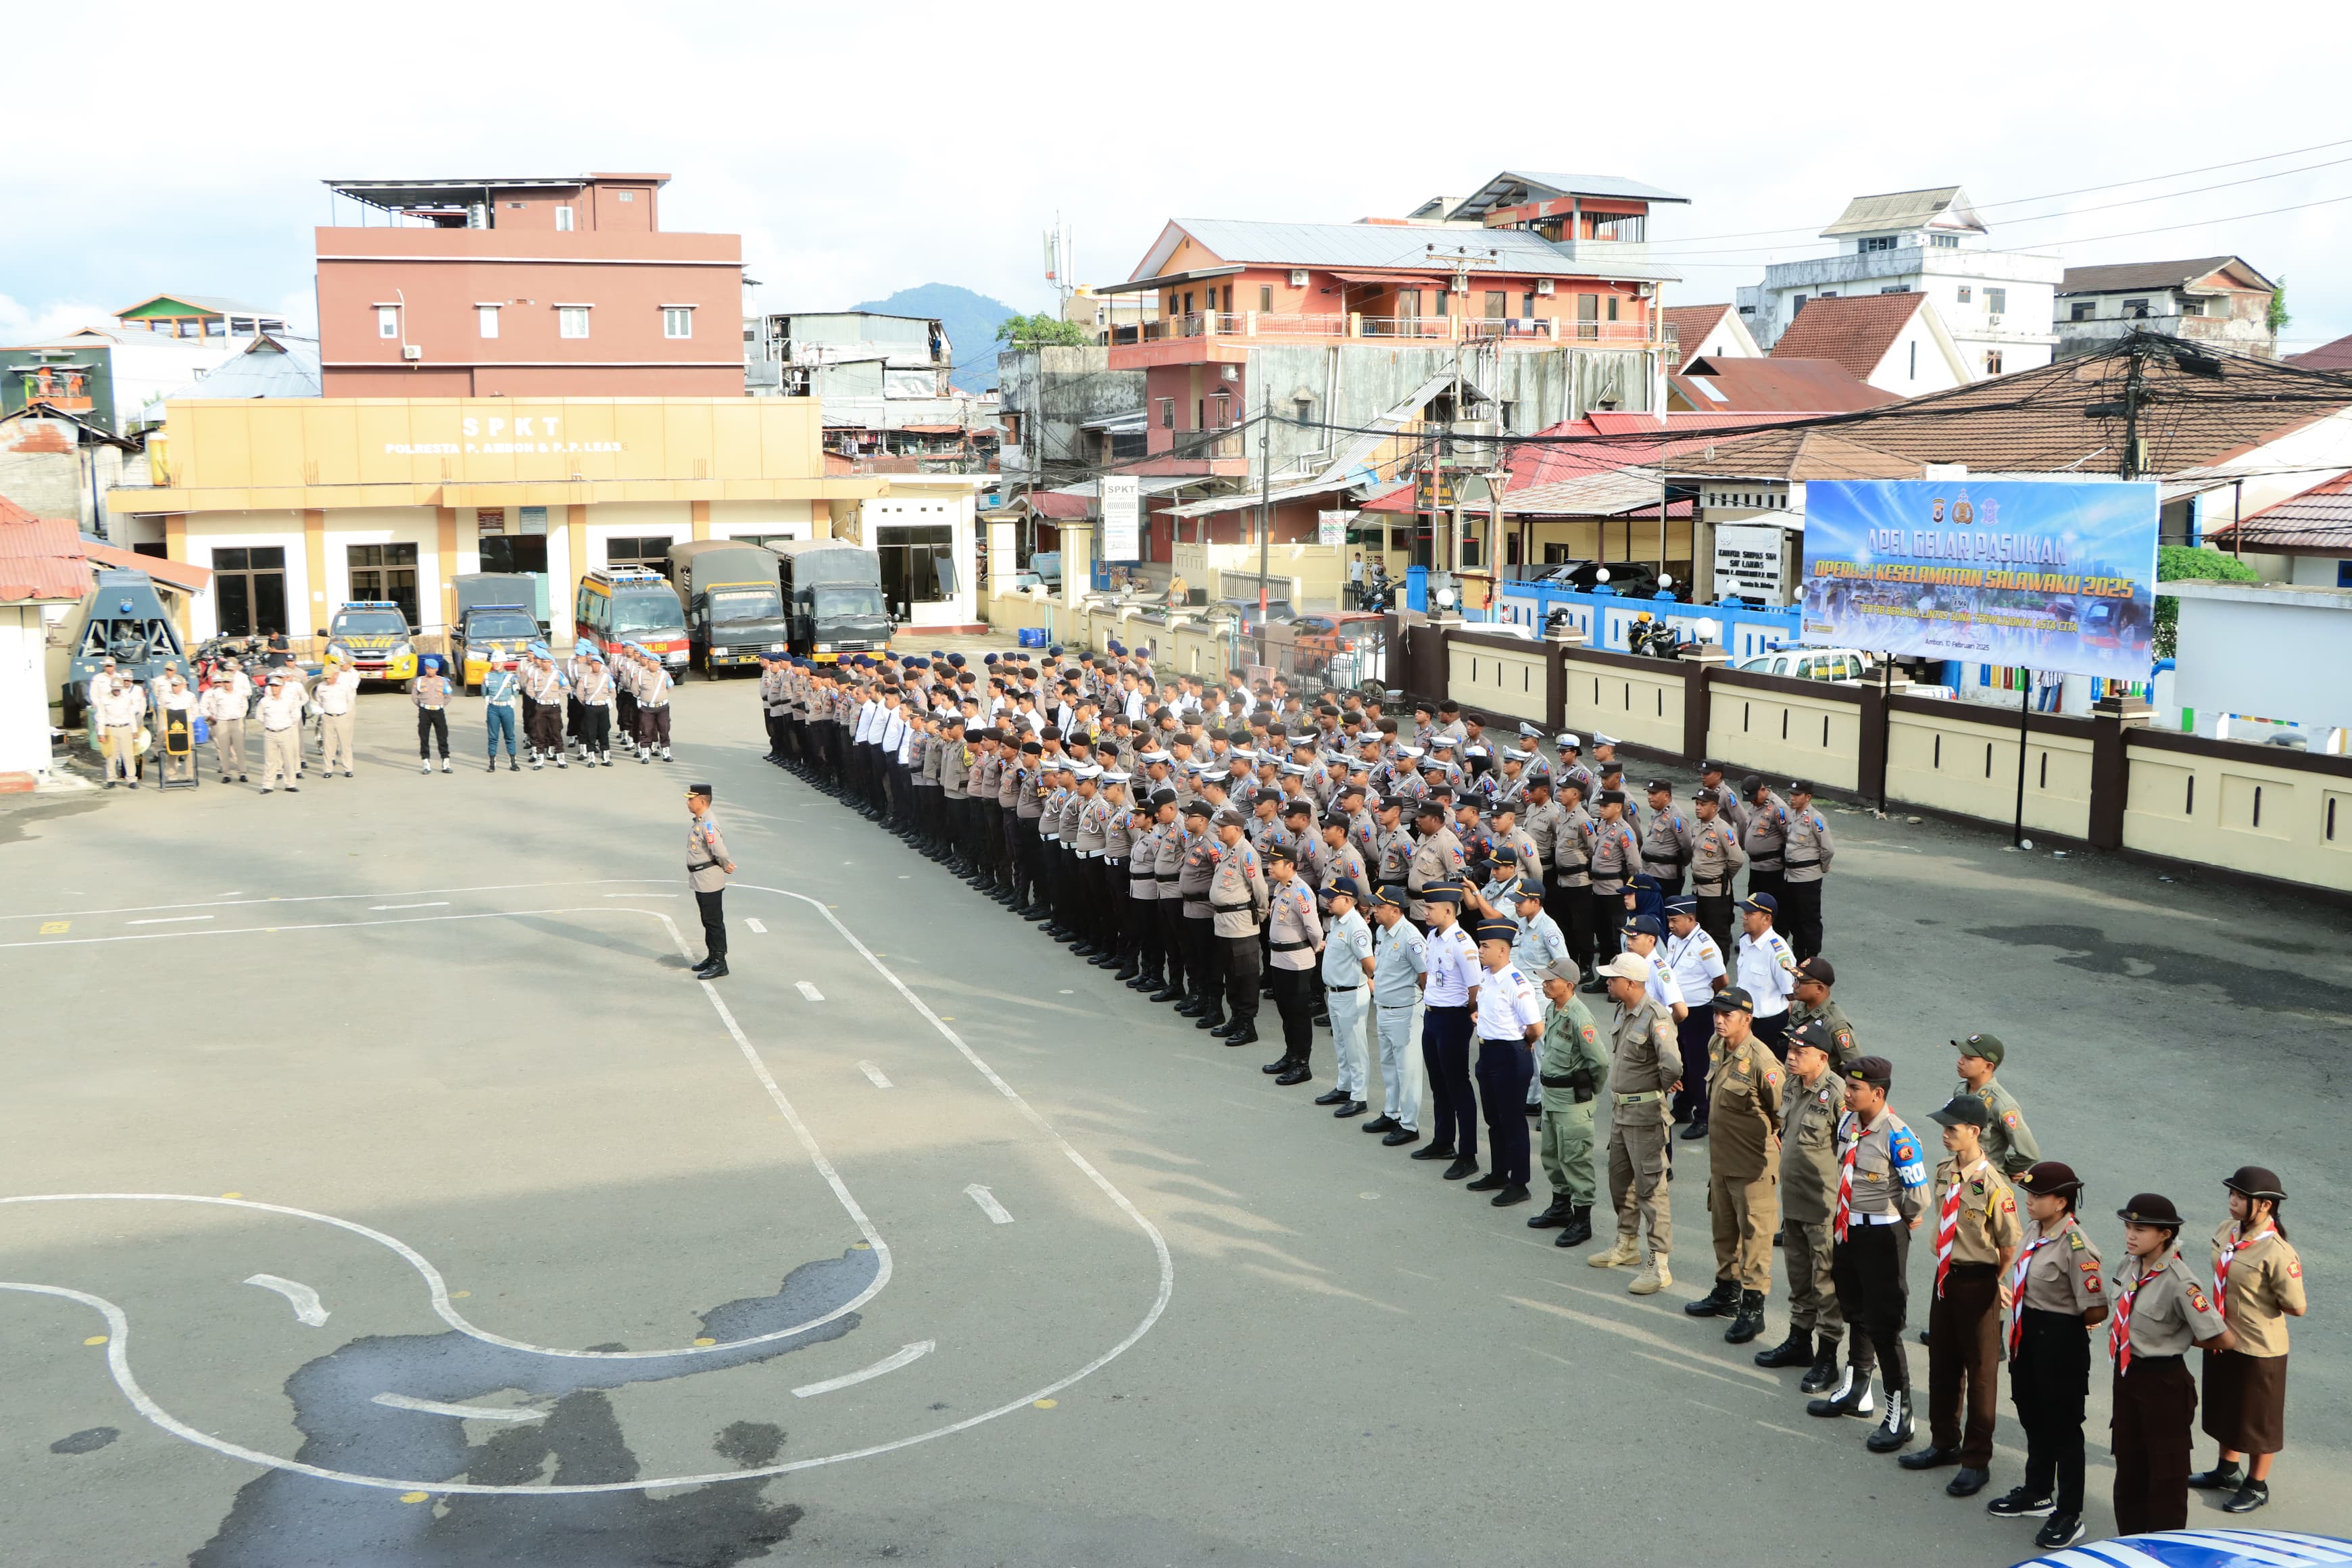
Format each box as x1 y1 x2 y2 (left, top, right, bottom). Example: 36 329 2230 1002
2215 1221 2272 1300
1936 1158 1991 1298
2006 1225 2059 1356
1832 1111 1861 1242
2109 1255 2155 1372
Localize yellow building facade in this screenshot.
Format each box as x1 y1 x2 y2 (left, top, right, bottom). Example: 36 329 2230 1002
112 396 883 643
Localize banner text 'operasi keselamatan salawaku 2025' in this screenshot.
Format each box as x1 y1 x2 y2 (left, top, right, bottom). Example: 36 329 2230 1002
1799 479 2161 683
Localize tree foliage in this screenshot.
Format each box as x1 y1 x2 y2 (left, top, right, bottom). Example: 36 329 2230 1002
996 312 1090 348
2266 280 2290 334
2153 545 2261 658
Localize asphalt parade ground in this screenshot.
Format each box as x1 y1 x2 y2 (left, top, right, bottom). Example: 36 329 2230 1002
2 680 2347 1565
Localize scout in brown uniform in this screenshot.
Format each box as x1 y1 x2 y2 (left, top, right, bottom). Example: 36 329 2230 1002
1755 1021 1848 1389
1586 952 1682 1296
1898 1096 2020 1496
1682 988 1784 1343
2107 1193 2234 1540
2189 1166 2306 1514
1987 1161 2105 1549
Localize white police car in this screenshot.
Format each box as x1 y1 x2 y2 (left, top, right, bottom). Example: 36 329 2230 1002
2009 1529 2351 1568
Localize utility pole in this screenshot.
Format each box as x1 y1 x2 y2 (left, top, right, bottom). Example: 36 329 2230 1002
1256 393 1273 669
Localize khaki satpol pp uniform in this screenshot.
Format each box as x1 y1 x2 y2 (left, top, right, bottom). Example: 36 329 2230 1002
1707 1032 1784 1292
1598 991 1682 1265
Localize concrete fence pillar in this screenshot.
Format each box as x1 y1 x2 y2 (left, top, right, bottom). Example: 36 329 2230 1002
1544 622 1586 736
2088 693 2155 850
1679 643 1728 765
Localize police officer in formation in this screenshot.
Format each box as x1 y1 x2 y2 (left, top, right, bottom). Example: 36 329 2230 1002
751 648 2302 1552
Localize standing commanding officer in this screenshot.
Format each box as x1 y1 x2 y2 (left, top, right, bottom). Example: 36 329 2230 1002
95 674 142 787
1465 917 1546 1208
1734 893 1799 1057
685 783 737 979
1899 1096 2022 1496
1638 779 1696 898
1317 877 1375 1118
1363 886 1427 1147
1684 989 1784 1343
1587 951 1682 1295
2192 1167 2305 1515
412 656 457 775
1756 1021 1849 1392
1809 1056 1928 1456
482 658 523 771
315 656 360 777
1741 777 1789 905
1779 781 1834 961
1688 787 1744 953
1413 884 1483 1179
2108 1193 2234 1541
1987 1162 2105 1550
1528 959 1608 1247
1207 804 1269 1048
1786 958 1859 1075
255 671 305 793
1952 1034 2040 1177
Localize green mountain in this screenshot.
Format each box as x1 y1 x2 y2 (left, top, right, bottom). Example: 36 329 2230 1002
846 283 1024 393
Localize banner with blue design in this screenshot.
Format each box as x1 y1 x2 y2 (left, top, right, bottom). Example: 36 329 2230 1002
1800 479 2160 681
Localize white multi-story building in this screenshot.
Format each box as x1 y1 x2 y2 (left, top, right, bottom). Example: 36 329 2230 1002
1736 186 2059 380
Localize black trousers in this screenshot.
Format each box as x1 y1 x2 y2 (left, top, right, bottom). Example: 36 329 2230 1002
581 704 610 754
1421 1004 1475 1160
1012 819 1042 905
1671 1011 1717 1125
1831 1222 1911 1395
1475 1035 1534 1183
2013 1308 2090 1515
1590 890 1625 968
1185 914 1219 1014
1753 1010 1790 1063
1694 891 1736 956
1747 866 1785 907
416 708 450 758
1642 869 1685 900
618 688 638 737
1129 891 1161 980
1270 966 1316 1061
1221 933 1261 1028
1780 878 1825 962
694 887 727 962
1550 878 1594 972
1159 903 1190 994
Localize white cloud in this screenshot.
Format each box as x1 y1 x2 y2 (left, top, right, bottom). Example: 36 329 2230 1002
0 293 117 343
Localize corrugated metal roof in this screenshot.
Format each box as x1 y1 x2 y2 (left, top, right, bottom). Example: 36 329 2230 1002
0 509 94 602
1170 218 1677 281
2057 256 2272 295
1449 172 1691 220
1819 187 1981 238
170 334 322 400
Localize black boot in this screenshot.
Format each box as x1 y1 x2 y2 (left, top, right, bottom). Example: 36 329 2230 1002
1225 1025 1260 1046
1194 1012 1226 1031
1683 1279 1740 1318
1865 1389 1914 1452
1526 1193 1575 1229
1554 1204 1593 1247
1724 1290 1766 1345
1112 960 1140 982
1800 1337 1843 1393
1805 1363 1873 1418
1149 986 1182 1004
1753 1325 1814 1369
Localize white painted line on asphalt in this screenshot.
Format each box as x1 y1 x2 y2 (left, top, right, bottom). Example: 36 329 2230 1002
369 902 449 911
602 892 679 898
795 981 824 1002
858 1060 893 1088
372 1392 546 1423
128 916 214 926
791 1340 934 1398
964 1184 1014 1225
744 918 767 933
243 1274 330 1326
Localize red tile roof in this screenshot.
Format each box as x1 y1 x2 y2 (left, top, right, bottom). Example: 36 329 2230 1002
0 506 94 602
1769 293 1926 381
1661 303 1734 365
2287 332 2352 372
1671 357 1899 414
2203 469 2352 553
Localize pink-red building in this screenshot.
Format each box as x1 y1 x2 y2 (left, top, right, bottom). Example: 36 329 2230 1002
316 174 743 399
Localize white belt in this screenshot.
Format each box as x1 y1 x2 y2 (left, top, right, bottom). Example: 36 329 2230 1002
1848 1211 1903 1226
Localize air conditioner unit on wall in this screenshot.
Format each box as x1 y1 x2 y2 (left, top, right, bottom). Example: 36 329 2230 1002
1289 269 1308 287
401 345 422 361
1534 278 1554 296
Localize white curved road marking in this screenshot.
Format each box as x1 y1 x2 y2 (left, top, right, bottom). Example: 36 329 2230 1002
372 1392 546 1423
794 981 824 1001
242 1274 330 1327
128 916 213 926
857 1061 892 1088
963 1185 1014 1225
0 879 1176 1497
791 1340 934 1398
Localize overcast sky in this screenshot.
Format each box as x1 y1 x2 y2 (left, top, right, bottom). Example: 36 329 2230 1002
10 0 2349 360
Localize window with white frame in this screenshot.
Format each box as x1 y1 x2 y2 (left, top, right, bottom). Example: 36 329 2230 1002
376 307 399 339
478 305 500 339
555 206 575 232
663 307 693 339
558 307 591 339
